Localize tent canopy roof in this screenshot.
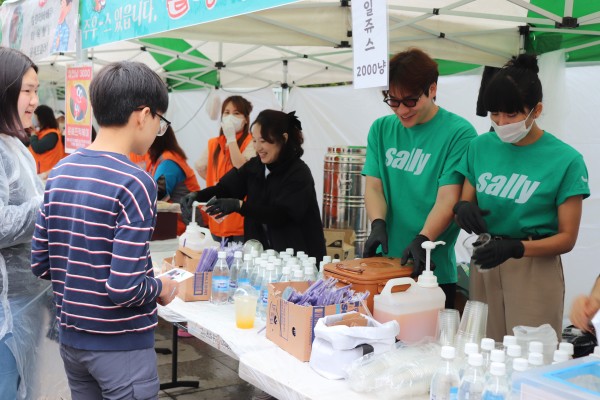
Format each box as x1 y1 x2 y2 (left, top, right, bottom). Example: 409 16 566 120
35 0 600 90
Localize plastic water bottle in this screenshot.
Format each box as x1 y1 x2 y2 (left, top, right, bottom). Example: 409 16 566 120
527 352 543 369
505 345 521 378
480 338 495 372
460 342 480 378
482 362 509 400
509 358 528 400
527 341 544 362
502 335 517 352
258 263 278 320
458 352 485 400
430 345 460 400
558 342 574 359
211 251 230 305
250 259 264 291
228 251 243 302
303 261 317 281
237 254 253 288
285 247 294 256
552 349 569 364
279 266 291 282
291 269 304 282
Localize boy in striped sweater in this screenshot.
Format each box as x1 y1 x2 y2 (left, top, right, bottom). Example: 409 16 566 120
31 61 178 399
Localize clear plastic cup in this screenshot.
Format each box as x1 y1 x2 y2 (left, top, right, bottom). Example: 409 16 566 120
233 287 258 329
437 309 460 347
471 233 492 273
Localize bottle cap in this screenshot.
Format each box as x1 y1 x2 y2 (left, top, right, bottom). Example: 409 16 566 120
468 352 483 367
503 335 517 347
558 342 574 356
490 349 505 363
489 362 506 376
281 266 290 274
234 251 243 258
267 249 275 256
507 344 522 358
513 357 529 372
528 352 544 366
293 270 304 277
553 349 569 363
244 253 252 261
323 255 332 263
529 341 543 354
464 342 479 355
218 251 226 259
286 248 294 255
266 263 275 271
481 338 495 351
441 345 456 360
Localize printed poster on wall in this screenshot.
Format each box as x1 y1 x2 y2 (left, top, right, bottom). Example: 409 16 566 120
0 0 78 61
65 63 93 154
352 0 388 89
80 0 299 48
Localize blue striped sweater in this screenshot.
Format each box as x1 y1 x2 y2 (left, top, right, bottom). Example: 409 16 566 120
31 149 163 351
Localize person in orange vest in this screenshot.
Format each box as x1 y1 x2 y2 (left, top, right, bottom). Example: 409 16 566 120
29 104 65 175
194 95 255 243
148 125 201 235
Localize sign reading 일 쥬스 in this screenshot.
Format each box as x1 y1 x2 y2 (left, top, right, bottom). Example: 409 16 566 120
64 63 93 154
352 0 388 89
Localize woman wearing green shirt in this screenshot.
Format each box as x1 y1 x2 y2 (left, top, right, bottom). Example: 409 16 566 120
453 54 590 341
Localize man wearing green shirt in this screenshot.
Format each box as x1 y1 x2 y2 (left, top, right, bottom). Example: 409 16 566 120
362 48 476 308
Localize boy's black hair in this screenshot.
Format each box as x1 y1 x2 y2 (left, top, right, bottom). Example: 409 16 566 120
90 61 168 127
484 54 542 114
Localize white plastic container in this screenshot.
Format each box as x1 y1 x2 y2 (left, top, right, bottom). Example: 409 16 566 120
373 241 446 343
178 201 216 252
373 276 445 343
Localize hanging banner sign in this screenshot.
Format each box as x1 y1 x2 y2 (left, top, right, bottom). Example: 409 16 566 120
81 0 300 49
65 63 93 154
352 0 388 89
0 0 78 61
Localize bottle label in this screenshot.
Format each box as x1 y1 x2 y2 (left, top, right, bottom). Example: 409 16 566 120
238 278 250 286
229 280 238 290
212 276 229 293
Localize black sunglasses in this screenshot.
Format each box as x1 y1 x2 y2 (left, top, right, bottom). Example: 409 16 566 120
382 92 423 108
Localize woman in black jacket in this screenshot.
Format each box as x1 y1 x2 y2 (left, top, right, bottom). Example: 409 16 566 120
181 110 326 261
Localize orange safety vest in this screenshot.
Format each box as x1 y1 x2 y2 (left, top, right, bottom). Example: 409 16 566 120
29 128 65 173
205 133 252 238
148 150 201 235
129 152 149 170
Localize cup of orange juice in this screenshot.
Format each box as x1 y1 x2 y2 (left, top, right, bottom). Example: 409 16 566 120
233 286 258 329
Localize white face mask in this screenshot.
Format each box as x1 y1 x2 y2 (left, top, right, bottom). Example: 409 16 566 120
490 108 536 143
222 114 245 133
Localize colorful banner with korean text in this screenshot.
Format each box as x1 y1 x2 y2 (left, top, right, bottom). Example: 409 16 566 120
81 0 299 48
0 0 78 61
352 0 388 89
65 63 93 154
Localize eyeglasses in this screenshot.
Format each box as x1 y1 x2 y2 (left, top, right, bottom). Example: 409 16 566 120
382 92 423 108
135 106 171 136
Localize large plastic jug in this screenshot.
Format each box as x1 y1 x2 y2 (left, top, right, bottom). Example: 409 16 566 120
373 276 445 343
178 201 217 252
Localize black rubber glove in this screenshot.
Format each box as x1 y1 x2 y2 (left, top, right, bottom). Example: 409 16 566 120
453 200 490 234
401 234 432 279
205 198 241 219
472 239 524 270
363 219 388 257
179 192 200 225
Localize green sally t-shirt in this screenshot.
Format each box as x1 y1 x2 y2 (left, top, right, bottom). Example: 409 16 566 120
362 107 477 284
457 131 590 238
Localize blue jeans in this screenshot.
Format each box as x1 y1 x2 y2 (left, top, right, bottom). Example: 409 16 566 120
0 334 19 400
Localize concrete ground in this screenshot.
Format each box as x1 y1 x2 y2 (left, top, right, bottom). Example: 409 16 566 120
155 319 256 400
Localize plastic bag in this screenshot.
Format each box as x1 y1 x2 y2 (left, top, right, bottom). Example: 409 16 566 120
309 312 398 379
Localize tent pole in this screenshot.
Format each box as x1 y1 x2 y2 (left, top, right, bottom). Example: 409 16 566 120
281 60 288 110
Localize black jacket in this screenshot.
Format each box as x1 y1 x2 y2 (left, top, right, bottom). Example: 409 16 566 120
197 156 326 260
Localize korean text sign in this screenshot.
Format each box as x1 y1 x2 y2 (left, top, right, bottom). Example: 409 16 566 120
352 0 388 89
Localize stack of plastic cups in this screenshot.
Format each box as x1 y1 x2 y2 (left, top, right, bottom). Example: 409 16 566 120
454 300 488 358
436 309 460 347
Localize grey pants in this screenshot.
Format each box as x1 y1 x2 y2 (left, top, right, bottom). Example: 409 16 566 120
470 255 564 342
59 345 159 400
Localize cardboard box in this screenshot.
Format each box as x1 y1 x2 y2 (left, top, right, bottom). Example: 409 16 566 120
323 228 355 260
173 247 212 302
265 281 364 362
